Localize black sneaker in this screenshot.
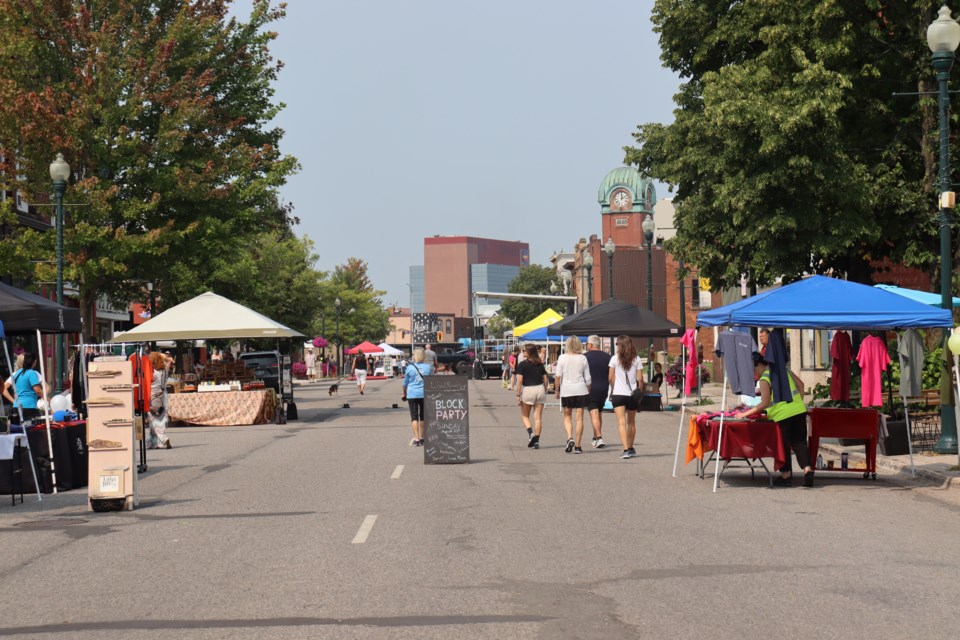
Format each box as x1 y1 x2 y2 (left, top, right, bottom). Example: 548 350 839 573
574 446 583 454
775 476 792 487
803 471 815 488
528 435 539 449
565 438 575 453
628 447 637 457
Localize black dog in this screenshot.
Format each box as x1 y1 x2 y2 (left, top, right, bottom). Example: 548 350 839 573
328 382 340 396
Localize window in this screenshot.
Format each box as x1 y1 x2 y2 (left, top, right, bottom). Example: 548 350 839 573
445 319 452 334
691 278 700 309
615 218 628 227
800 329 831 370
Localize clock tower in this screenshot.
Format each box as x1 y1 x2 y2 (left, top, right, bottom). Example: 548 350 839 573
597 166 656 249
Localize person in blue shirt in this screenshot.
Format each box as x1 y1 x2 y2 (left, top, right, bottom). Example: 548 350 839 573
402 347 433 446
9 353 44 421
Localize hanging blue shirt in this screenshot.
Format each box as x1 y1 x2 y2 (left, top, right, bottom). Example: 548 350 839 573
403 363 433 399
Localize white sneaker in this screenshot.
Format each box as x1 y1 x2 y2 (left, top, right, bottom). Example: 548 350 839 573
590 437 598 448
409 438 419 446
596 437 605 449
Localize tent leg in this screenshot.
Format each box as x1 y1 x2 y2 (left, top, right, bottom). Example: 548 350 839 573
904 400 916 480
712 374 728 493
36 330 57 494
672 397 687 478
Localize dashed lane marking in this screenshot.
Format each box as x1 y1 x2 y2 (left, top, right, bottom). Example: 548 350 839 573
391 465 404 479
351 515 378 544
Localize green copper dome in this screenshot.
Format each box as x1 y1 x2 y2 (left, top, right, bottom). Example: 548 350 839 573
597 166 656 214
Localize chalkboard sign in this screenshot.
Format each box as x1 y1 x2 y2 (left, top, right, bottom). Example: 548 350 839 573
423 376 470 464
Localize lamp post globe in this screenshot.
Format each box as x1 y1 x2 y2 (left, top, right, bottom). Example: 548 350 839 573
49 153 70 394
583 251 594 308
928 4 960 454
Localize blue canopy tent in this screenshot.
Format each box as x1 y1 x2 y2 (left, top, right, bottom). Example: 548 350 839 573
688 276 952 491
874 284 960 309
696 275 953 329
519 326 585 342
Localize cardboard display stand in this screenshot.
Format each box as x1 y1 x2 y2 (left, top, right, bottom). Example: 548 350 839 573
85 357 138 511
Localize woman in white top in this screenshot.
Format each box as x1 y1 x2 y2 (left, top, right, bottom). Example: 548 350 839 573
608 335 642 459
554 335 591 454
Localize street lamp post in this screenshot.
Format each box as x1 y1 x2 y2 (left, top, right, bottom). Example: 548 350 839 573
604 237 615 300
928 4 960 454
49 153 70 394
583 251 593 308
335 297 342 378
604 237 616 353
642 214 656 378
321 307 326 363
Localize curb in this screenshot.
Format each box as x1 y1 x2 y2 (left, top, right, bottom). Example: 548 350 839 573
817 442 960 489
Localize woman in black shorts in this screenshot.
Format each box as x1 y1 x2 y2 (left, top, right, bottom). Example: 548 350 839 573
607 335 642 459
554 336 592 453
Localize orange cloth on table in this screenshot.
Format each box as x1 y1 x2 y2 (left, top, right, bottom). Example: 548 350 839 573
129 353 153 413
685 416 704 464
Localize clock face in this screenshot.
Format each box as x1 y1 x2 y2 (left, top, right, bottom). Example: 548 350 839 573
613 191 630 208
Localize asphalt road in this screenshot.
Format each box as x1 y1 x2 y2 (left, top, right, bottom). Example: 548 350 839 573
1 378 959 639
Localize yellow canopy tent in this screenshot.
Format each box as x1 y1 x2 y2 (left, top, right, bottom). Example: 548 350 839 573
512 309 563 338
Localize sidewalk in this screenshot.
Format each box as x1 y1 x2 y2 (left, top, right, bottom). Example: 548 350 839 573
672 380 960 489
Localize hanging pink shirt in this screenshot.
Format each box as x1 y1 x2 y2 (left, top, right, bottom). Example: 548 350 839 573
680 329 698 395
855 335 890 408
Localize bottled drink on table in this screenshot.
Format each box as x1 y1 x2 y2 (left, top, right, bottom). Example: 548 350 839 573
841 452 849 470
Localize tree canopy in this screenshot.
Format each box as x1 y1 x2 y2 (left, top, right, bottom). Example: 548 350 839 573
626 1 944 289
0 0 298 320
317 258 392 348
498 265 566 326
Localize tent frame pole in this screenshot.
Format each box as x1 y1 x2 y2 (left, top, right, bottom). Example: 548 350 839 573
712 372 728 493
672 344 688 477
36 329 58 493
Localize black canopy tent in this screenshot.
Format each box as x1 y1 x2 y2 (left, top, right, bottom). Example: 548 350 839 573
546 299 682 337
0 282 82 499
0 281 82 334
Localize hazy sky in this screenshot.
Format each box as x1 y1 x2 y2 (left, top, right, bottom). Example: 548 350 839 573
232 0 679 307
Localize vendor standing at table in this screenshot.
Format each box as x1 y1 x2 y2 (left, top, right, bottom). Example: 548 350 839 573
5 352 45 421
735 351 814 487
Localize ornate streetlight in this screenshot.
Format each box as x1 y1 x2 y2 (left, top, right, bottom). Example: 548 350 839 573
49 153 70 394
335 297 342 379
928 4 960 453
642 213 656 377
583 250 594 308
604 237 616 300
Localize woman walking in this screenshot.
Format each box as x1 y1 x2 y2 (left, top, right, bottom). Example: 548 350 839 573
515 344 549 449
554 336 591 453
353 349 369 395
608 336 642 459
402 347 433 446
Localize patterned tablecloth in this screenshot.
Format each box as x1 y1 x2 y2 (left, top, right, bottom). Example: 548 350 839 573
168 390 277 426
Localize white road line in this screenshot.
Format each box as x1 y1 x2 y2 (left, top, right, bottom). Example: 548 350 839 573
390 465 404 479
351 515 378 544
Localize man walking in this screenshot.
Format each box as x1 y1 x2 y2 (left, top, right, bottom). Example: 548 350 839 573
423 343 438 370
584 335 610 448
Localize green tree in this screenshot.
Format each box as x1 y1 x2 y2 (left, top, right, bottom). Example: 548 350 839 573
323 258 392 348
0 0 297 320
626 1 939 289
498 265 565 326
484 313 513 339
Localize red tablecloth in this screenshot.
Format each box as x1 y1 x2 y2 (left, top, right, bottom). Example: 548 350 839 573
687 416 787 471
808 408 878 474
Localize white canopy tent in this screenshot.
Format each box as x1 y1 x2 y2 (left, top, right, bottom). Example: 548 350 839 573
377 343 405 356
110 292 303 342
